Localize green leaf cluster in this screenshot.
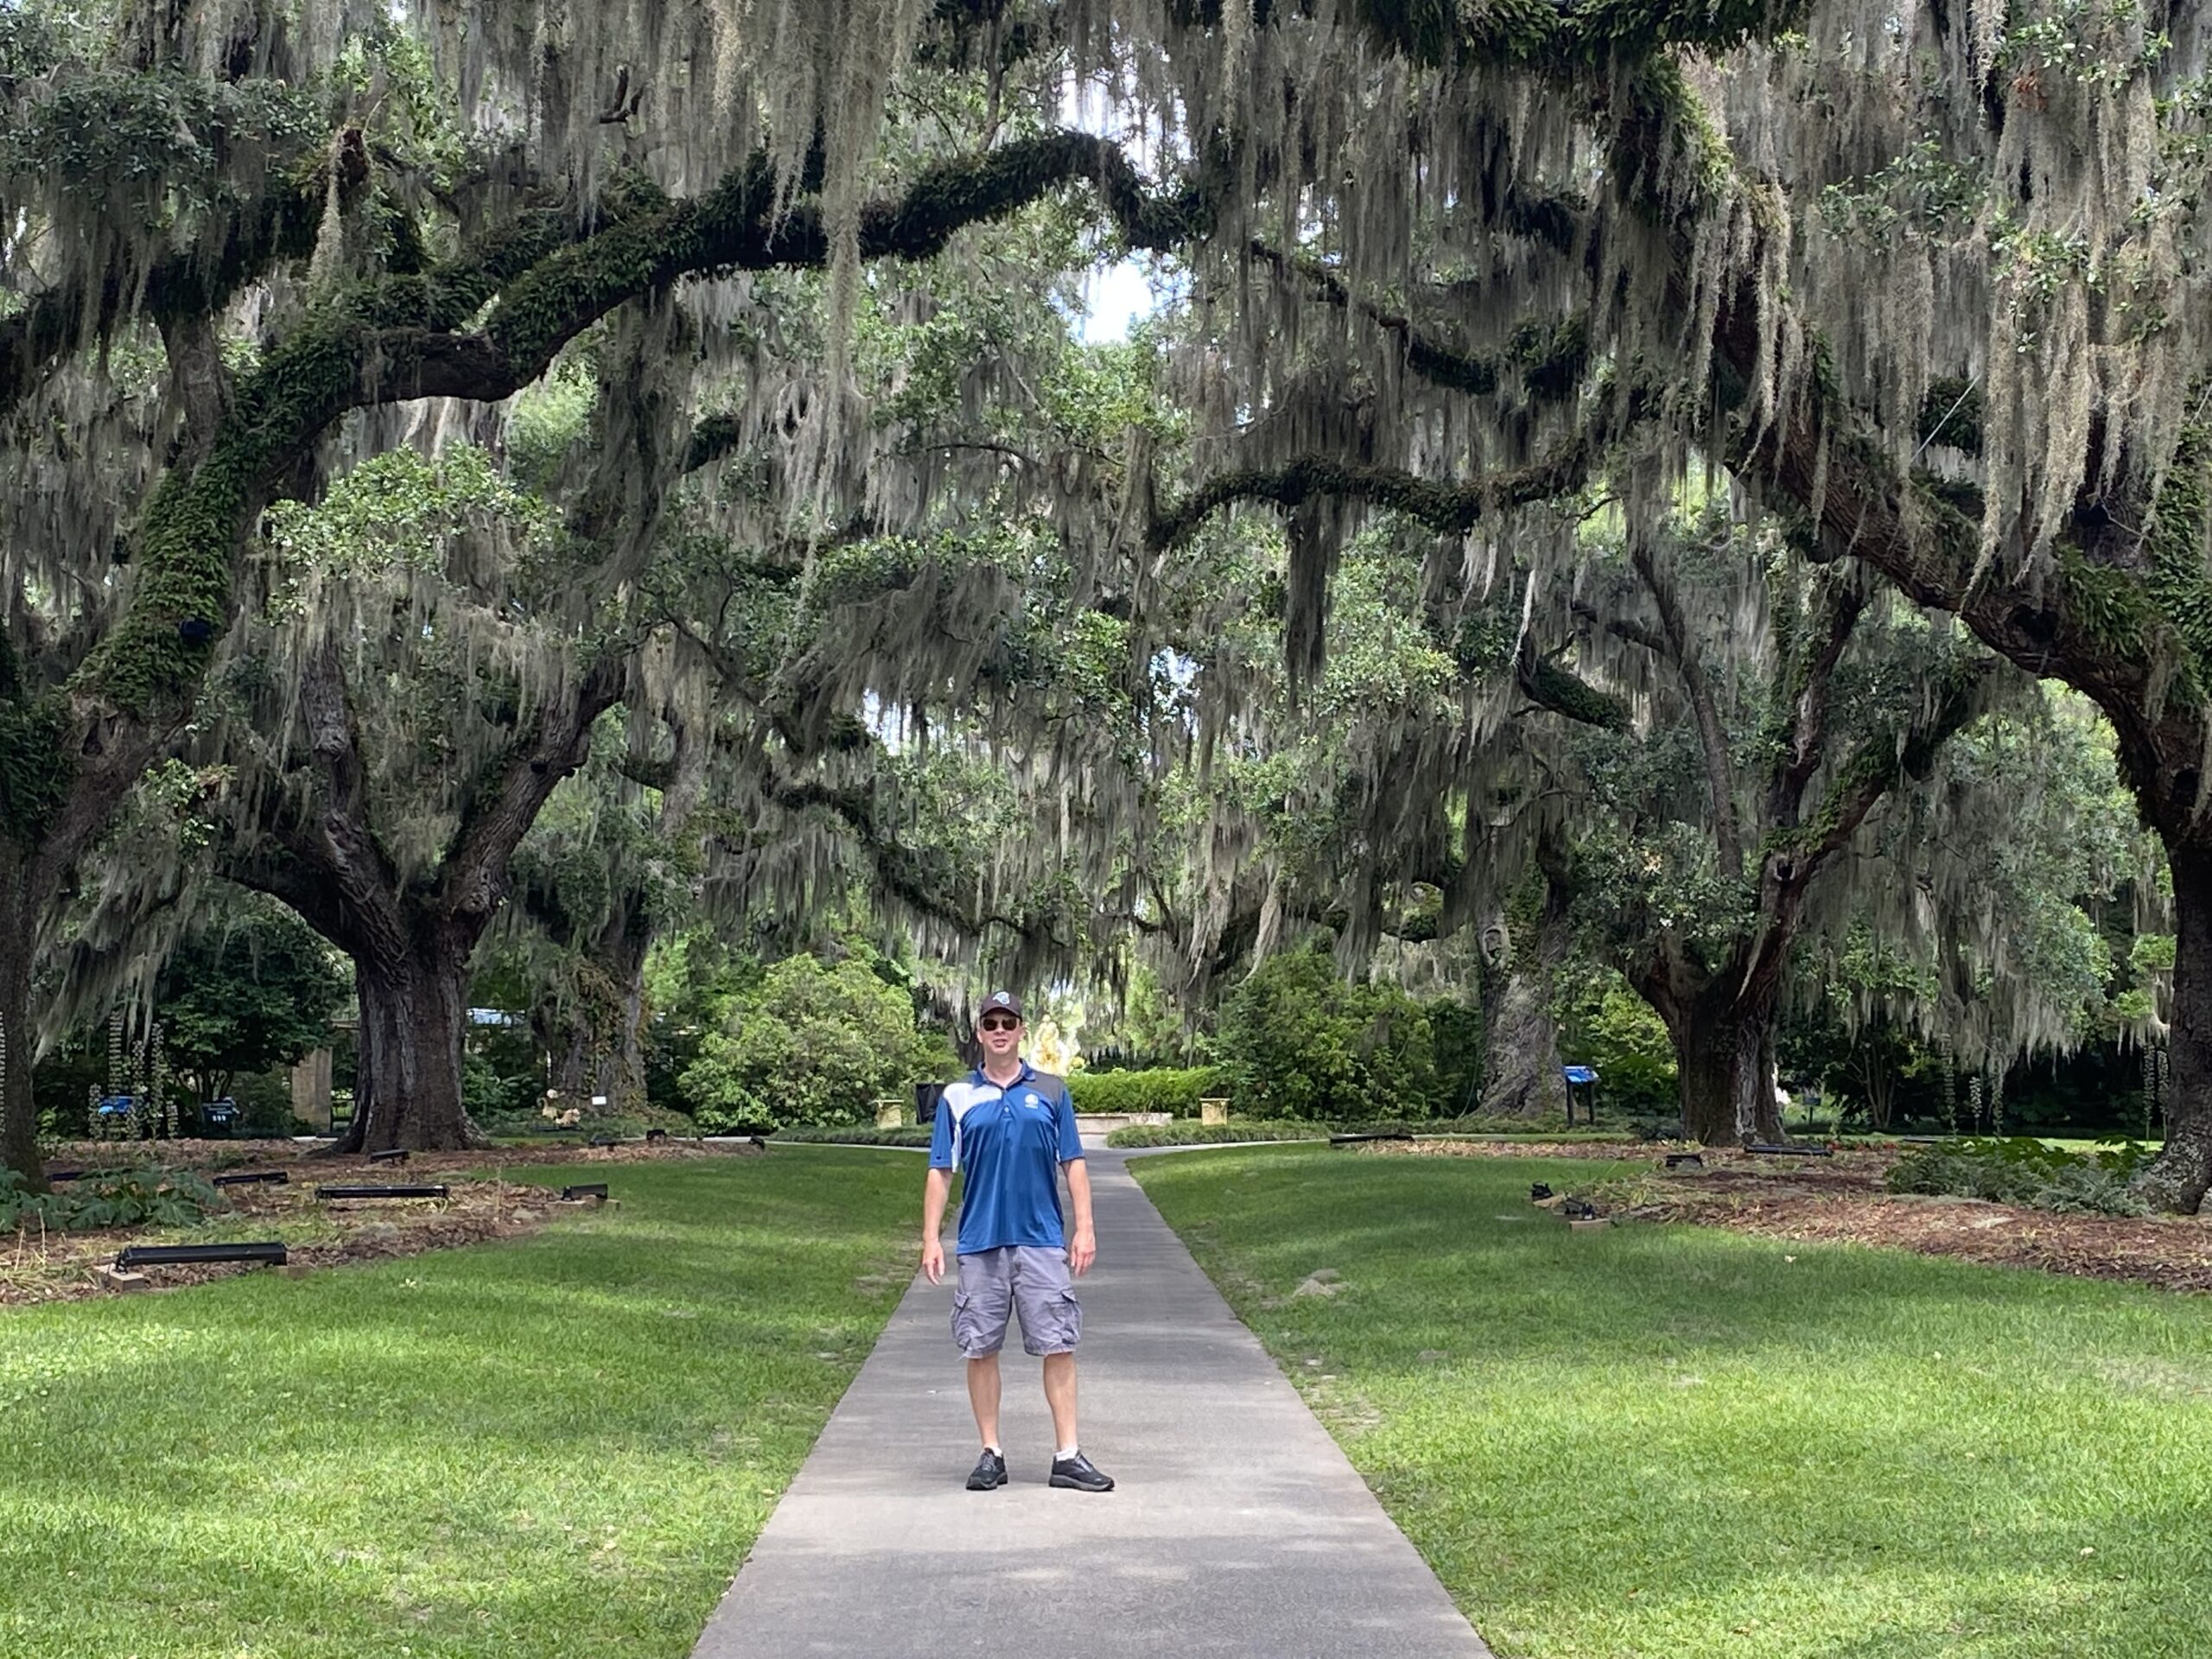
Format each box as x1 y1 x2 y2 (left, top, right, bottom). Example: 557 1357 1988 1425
678 954 956 1132
152 899 350 1099
1065 1066 1225 1116
1884 1135 2154 1216
0 1165 226 1232
1217 946 1446 1120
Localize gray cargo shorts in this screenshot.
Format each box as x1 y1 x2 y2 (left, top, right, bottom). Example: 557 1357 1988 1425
952 1245 1082 1359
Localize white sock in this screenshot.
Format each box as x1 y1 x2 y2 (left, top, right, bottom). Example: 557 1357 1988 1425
983 1443 1002 1455
1057 1445 1079 1460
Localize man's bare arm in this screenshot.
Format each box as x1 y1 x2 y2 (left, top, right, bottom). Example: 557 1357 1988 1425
922 1166 951 1283
1064 1158 1096 1275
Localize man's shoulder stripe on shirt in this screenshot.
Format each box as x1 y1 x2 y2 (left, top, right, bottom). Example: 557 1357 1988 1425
941 1081 999 1121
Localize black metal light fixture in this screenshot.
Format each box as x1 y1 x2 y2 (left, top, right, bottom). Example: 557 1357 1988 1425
213 1169 290 1186
1529 1182 1553 1200
315 1184 450 1200
561 1183 610 1201
368 1147 409 1165
118 1242 287 1268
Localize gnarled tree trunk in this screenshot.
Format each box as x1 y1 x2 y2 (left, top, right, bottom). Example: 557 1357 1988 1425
1478 887 1569 1119
0 853 41 1188
347 925 480 1151
1655 982 1785 1147
2137 843 2212 1212
537 906 652 1116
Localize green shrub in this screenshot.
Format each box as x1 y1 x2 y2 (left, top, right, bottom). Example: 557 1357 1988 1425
770 1125 935 1147
1065 1066 1225 1116
1105 1121 1334 1147
680 956 956 1132
463 1046 543 1123
1884 1137 2152 1216
1217 948 1440 1119
1555 972 1680 1116
0 1166 226 1232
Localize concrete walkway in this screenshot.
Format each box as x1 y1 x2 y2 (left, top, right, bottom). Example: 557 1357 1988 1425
691 1147 1491 1658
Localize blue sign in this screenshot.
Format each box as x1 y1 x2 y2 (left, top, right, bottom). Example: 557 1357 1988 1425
1561 1065 1599 1086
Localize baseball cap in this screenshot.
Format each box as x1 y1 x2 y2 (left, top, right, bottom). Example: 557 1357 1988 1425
978 990 1025 1021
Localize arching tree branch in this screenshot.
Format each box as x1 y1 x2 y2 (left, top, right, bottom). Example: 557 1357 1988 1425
1148 448 1594 552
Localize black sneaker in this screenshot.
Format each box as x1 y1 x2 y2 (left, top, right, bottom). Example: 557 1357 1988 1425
1049 1452 1115 1492
965 1448 1007 1491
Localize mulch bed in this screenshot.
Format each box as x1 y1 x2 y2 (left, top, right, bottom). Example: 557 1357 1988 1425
2 1137 764 1308
1371 1138 2212 1294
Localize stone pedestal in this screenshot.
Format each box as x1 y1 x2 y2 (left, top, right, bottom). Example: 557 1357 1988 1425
291 1048 334 1132
874 1098 905 1128
1200 1096 1230 1127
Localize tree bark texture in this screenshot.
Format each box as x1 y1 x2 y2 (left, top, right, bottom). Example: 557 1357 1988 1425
2136 844 2212 1212
346 931 480 1153
542 946 646 1116
1478 899 1569 1119
0 855 41 1188
1662 989 1784 1147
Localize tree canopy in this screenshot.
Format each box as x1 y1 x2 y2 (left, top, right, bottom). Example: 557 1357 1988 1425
3 0 2210 1210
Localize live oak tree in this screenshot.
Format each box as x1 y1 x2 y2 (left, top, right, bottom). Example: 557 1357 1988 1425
0 0 1198 1174
13 0 2212 1212
1553 512 1999 1145
1017 0 2212 1204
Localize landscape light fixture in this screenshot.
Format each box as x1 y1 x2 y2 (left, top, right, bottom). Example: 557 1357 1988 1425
213 1169 290 1186
368 1147 409 1165
1529 1183 1553 1201
561 1183 610 1201
118 1242 287 1268
315 1184 450 1200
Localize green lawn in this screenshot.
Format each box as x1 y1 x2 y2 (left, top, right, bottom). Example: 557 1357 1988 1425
1131 1145 2212 1659
0 1148 918 1658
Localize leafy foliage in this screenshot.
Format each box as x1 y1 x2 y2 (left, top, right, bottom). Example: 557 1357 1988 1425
1217 947 1441 1120
153 897 350 1101
0 1165 226 1231
770 1124 935 1147
1065 1066 1225 1116
1884 1138 2153 1217
1554 967 1680 1116
679 954 954 1132
1105 1121 1335 1147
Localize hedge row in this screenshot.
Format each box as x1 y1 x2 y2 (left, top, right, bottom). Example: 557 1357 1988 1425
1103 1115 1642 1148
1065 1066 1226 1116
769 1125 935 1147
1105 1121 1335 1147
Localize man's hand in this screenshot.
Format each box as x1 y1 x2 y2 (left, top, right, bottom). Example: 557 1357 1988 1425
1068 1226 1096 1277
922 1236 945 1284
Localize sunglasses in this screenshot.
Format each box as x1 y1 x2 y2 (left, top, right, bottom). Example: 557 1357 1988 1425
978 1016 1020 1033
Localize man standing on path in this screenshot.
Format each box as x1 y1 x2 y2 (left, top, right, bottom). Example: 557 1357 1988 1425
921 990 1114 1495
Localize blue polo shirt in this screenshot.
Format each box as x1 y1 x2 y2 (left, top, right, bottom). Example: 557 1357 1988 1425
929 1063 1084 1255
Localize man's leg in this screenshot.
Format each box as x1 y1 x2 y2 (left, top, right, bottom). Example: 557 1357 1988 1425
952 1249 1014 1490
967 1353 1003 1450
1042 1350 1077 1450
1012 1246 1112 1491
